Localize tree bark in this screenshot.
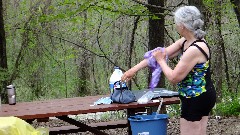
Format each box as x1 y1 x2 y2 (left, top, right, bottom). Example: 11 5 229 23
147 0 165 88
128 16 140 90
213 0 224 101
76 12 90 96
230 0 240 27
0 0 8 103
9 1 42 84
188 0 205 11
0 0 6 67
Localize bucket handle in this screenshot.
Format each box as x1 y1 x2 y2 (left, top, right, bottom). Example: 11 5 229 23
129 116 144 120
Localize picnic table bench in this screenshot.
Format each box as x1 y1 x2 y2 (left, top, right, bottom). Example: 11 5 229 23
0 90 180 135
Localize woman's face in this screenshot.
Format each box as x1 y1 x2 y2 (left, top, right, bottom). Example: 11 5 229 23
176 23 183 36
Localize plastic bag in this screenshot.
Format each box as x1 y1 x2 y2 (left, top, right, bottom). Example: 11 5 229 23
0 116 49 135
111 81 136 104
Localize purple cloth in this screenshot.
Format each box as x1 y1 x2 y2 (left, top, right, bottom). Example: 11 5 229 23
144 47 165 90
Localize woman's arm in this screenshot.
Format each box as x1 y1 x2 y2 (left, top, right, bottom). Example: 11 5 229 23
165 37 185 59
153 46 200 84
121 59 148 82
121 37 185 82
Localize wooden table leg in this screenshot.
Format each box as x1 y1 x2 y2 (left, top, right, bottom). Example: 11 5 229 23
159 105 167 114
26 119 35 124
55 115 108 135
37 117 49 122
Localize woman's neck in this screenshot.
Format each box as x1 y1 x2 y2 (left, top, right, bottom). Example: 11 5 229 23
184 32 197 42
182 32 199 50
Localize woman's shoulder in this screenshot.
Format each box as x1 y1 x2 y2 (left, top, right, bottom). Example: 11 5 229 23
190 39 210 55
185 43 209 63
172 37 186 48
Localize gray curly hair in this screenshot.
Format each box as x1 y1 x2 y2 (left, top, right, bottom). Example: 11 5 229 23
174 6 206 39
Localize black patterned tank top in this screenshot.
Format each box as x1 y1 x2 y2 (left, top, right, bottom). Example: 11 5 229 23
178 39 213 98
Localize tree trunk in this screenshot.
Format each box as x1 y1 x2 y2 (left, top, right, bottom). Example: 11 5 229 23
188 0 205 11
230 0 240 27
30 0 53 98
76 12 90 96
128 16 140 90
213 0 224 101
0 0 8 103
147 0 165 88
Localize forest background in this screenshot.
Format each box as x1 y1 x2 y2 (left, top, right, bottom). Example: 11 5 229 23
0 0 239 116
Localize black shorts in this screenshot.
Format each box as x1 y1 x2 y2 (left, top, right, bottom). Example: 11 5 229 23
180 89 216 121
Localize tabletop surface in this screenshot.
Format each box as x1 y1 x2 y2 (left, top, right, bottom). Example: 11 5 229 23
0 94 180 119
132 88 179 100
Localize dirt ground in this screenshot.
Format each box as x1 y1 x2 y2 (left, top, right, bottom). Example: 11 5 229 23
167 116 240 135
33 115 240 135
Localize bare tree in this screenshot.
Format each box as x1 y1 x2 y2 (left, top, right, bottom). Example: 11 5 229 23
230 0 240 27
212 0 224 101
0 0 8 103
128 16 140 89
148 0 165 87
76 12 90 96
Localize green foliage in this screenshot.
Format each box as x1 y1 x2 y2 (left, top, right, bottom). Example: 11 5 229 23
99 111 126 121
72 110 126 122
0 68 10 82
214 95 240 116
167 104 181 117
213 84 240 116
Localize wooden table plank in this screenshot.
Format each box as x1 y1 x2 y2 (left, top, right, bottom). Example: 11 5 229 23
0 95 180 120
0 95 180 135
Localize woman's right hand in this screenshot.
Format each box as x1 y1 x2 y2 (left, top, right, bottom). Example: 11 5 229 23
121 68 137 82
121 59 148 82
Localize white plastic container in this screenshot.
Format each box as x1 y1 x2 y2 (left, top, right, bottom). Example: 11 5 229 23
109 66 123 93
137 91 154 104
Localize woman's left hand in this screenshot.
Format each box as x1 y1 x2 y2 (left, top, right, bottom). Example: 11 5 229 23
152 48 167 62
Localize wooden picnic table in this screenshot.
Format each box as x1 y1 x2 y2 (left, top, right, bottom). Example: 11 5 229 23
0 94 180 135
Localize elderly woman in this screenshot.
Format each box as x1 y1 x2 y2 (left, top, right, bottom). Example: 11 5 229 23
121 6 216 135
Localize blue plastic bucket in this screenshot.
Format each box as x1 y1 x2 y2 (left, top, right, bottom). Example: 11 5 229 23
128 113 168 135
